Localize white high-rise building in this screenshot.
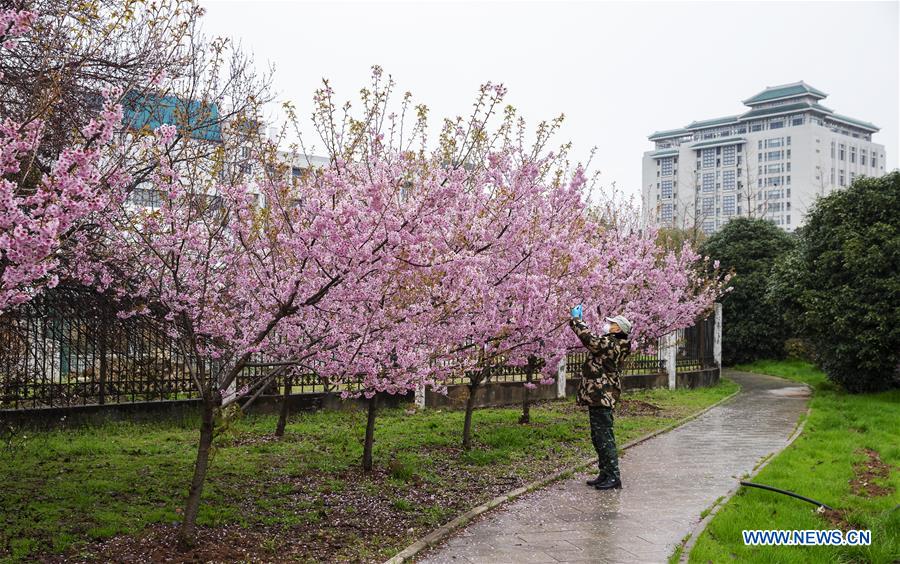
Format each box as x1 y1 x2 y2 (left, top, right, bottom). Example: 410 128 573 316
641 81 887 234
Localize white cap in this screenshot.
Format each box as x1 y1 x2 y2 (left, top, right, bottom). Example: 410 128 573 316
605 315 632 335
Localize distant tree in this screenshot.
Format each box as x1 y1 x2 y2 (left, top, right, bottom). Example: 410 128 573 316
656 226 706 254
789 172 900 392
700 217 795 365
765 228 807 332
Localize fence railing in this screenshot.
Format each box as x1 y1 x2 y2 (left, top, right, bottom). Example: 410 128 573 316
1 287 201 409
1 287 719 411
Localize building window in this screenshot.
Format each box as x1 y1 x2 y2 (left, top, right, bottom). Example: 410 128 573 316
787 162 791 172
861 149 867 166
702 197 714 215
661 180 673 198
850 146 856 164
751 122 763 132
661 157 674 176
239 163 252 175
291 166 303 177
787 214 791 224
661 203 673 222
830 141 835 158
702 220 715 234
702 173 715 192
723 170 736 190
722 145 736 166
872 154 878 168
787 136 791 145
791 116 804 126
787 175 791 185
767 163 782 174
723 195 736 216
839 144 845 160
128 187 164 208
767 138 783 148
839 170 845 186
770 120 784 129
767 150 782 161
758 140 763 150
702 149 716 168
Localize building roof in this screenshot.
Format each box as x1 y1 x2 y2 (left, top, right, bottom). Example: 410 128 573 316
649 82 879 140
122 91 223 143
738 101 833 120
742 81 828 105
690 136 746 150
827 113 880 132
648 128 690 141
685 115 740 130
648 148 679 158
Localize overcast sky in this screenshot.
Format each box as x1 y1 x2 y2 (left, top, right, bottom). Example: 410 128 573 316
199 0 899 200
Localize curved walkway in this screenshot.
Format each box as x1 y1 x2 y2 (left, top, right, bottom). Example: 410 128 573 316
420 371 809 564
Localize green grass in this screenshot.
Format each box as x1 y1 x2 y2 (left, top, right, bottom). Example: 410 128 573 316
689 360 900 563
0 379 738 562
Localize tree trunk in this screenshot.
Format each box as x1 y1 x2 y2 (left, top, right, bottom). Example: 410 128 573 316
462 381 478 450
178 399 216 548
519 363 534 425
362 394 378 472
274 374 292 437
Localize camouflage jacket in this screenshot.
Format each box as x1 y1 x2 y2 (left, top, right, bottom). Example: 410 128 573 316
569 318 632 408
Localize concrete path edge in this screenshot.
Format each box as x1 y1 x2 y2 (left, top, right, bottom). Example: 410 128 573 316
675 372 813 563
383 380 743 564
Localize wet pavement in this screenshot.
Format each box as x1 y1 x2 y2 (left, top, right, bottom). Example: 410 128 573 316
419 371 809 564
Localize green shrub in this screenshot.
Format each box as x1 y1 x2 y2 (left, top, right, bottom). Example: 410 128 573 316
700 217 796 365
791 172 900 392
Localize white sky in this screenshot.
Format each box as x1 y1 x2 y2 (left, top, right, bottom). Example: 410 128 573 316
199 0 899 200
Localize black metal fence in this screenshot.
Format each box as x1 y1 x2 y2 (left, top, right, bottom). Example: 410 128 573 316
1 287 716 411
674 313 717 371
0 287 199 409
565 353 665 377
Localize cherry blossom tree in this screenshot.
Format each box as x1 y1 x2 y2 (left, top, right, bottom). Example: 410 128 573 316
0 9 130 311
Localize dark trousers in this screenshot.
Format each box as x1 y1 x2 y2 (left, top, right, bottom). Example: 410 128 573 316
588 405 620 481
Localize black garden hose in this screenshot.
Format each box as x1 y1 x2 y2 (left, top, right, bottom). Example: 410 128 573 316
740 481 834 511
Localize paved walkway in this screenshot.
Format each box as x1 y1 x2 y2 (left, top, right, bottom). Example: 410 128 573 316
420 371 809 564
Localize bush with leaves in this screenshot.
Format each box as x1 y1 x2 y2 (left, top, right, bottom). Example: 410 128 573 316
700 217 795 365
789 172 900 392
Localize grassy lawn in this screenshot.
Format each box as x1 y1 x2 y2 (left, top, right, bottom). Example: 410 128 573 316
689 360 899 564
0 379 737 562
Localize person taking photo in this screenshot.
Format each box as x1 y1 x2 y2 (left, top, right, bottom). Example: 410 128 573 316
569 305 632 490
